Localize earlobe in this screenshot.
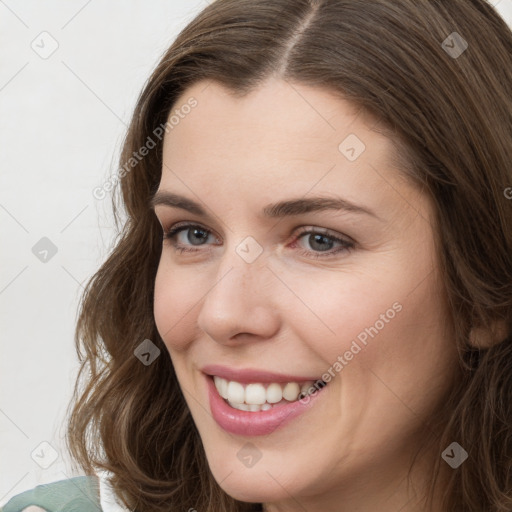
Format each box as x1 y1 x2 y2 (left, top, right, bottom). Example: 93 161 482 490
468 318 509 349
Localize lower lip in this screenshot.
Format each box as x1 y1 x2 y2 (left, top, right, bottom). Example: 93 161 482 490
206 374 327 436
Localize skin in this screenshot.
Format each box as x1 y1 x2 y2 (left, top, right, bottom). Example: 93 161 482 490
152 77 459 511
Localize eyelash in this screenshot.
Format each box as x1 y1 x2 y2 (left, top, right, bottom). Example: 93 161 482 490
161 222 355 259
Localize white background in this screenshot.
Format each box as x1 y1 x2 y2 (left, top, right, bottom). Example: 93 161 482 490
0 0 207 503
1 0 511 505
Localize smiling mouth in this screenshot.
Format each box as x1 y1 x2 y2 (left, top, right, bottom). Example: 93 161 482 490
212 375 328 412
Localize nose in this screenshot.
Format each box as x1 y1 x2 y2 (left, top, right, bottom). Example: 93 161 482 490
196 243 281 345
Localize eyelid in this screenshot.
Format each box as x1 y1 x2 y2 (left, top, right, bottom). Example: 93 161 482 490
163 221 221 242
293 225 354 244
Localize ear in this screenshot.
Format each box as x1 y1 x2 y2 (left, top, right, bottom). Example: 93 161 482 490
468 318 509 349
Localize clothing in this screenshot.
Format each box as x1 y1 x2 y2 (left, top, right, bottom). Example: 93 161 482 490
0 472 130 512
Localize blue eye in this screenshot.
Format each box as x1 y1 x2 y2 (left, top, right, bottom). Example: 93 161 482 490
163 224 217 253
162 223 355 258
292 228 354 258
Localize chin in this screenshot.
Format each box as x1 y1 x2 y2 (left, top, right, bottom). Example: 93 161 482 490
213 472 291 504
204 449 314 504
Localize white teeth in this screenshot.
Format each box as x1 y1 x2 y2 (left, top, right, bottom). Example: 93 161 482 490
213 376 229 399
227 381 245 403
213 376 324 411
282 382 300 401
245 383 267 405
228 400 250 411
266 383 283 404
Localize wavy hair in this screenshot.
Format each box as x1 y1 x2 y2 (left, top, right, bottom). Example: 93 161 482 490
65 1 512 510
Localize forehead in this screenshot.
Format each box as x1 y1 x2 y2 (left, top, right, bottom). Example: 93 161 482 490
164 77 386 159
158 78 425 224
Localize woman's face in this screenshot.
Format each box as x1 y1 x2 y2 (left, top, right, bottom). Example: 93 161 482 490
153 78 458 509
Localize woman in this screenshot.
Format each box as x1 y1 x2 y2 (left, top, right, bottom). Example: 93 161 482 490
3 0 512 511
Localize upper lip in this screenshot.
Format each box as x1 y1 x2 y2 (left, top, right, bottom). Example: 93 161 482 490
201 364 321 384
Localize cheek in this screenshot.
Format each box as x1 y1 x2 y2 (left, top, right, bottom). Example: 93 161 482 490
335 275 454 420
153 260 202 351
284 271 406 364
290 265 454 394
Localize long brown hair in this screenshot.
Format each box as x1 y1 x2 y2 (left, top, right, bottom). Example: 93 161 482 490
65 1 512 510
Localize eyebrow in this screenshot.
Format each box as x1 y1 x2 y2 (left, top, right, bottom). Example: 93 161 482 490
149 191 381 220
